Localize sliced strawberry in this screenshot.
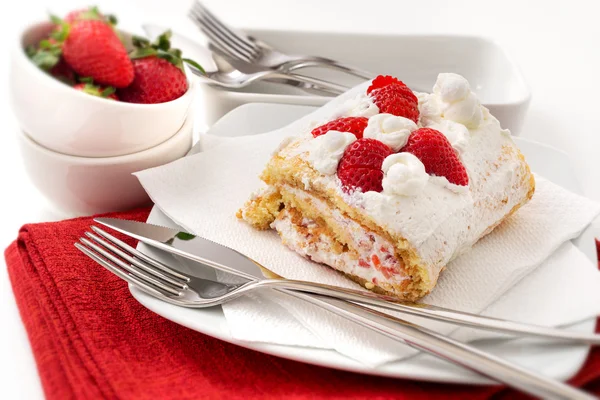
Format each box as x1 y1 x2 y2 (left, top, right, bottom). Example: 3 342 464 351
311 117 369 139
337 138 392 193
401 128 469 186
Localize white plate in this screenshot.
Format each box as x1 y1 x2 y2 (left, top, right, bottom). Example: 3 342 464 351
131 103 595 385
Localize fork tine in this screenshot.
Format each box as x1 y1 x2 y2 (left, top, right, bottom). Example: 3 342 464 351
90 226 189 281
190 10 252 61
191 1 258 54
79 237 182 296
75 242 171 298
85 231 187 289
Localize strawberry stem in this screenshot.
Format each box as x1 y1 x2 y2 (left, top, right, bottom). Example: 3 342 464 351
129 29 203 75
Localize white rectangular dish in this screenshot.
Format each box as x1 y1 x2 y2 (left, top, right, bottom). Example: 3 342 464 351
196 30 531 134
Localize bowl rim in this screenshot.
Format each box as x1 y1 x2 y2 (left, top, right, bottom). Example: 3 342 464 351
16 20 195 110
19 113 194 164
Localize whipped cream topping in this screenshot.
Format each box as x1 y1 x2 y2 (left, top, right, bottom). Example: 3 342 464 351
420 73 483 129
381 153 429 196
332 93 379 118
275 74 531 286
363 113 417 151
426 119 470 153
306 130 356 175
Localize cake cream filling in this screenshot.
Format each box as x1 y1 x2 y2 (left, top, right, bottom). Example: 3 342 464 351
271 185 409 292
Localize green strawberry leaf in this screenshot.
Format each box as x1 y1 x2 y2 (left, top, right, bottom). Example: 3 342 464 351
49 14 62 24
50 22 70 42
129 47 157 59
183 58 205 74
130 29 205 75
132 35 151 48
79 76 94 84
100 86 116 97
156 31 172 51
106 14 118 25
30 50 60 70
25 45 37 57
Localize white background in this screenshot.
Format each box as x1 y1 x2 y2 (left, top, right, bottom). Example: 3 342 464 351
1 0 599 398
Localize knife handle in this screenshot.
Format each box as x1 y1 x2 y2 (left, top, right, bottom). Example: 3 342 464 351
252 279 600 345
283 290 593 400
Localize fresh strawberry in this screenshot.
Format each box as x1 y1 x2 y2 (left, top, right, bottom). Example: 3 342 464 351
49 59 76 83
73 82 118 100
337 138 393 193
118 57 187 103
118 31 202 104
311 117 369 139
64 7 118 25
367 75 405 94
367 75 419 123
62 19 134 88
401 128 469 186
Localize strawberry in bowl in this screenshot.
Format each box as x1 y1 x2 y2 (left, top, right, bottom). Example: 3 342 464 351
24 7 201 105
10 6 199 157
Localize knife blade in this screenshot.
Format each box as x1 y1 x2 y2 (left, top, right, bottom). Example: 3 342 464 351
95 217 276 281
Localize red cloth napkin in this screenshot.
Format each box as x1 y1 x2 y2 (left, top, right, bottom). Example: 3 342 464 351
5 208 600 400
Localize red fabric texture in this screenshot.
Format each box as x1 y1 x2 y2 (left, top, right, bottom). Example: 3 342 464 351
5 207 600 399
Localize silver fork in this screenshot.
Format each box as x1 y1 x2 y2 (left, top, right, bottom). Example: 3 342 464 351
140 25 346 96
75 226 594 400
188 1 375 80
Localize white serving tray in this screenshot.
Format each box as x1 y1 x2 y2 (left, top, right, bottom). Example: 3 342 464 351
188 30 530 134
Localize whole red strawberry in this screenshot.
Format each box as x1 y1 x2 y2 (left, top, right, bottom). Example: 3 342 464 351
367 75 419 123
118 57 187 104
311 117 369 139
401 128 469 186
117 31 196 104
62 19 134 88
337 138 393 193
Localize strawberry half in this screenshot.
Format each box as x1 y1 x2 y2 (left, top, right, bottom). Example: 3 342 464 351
118 31 203 104
62 19 134 88
337 138 393 193
401 128 469 186
367 75 419 123
311 117 369 139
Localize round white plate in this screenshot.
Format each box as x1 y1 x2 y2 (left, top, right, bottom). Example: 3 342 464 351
131 103 596 385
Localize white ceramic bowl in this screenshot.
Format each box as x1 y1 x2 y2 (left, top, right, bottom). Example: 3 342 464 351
187 30 531 135
18 113 194 217
10 21 196 158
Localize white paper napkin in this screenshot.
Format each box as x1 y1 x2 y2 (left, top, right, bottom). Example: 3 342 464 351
135 84 600 366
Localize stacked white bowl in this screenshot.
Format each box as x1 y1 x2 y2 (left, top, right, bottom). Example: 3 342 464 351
10 21 196 216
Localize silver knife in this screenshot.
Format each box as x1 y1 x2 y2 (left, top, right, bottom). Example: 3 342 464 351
94 217 595 400
94 217 600 345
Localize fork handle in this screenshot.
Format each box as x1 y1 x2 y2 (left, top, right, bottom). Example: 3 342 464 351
284 291 593 400
262 71 349 95
281 57 375 81
255 279 600 345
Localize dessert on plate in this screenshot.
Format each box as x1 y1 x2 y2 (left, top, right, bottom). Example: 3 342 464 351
237 73 535 301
